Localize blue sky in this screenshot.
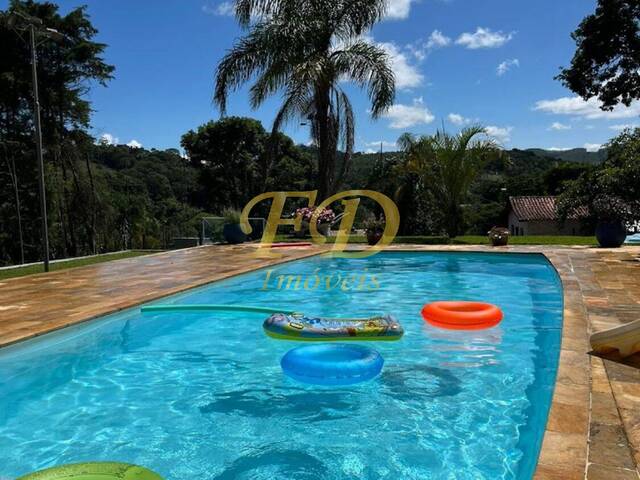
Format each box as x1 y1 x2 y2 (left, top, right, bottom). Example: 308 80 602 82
10 0 640 152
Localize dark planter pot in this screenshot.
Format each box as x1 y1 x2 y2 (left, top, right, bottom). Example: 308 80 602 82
490 237 509 247
223 223 246 244
247 221 264 241
488 228 510 246
293 220 310 238
595 221 626 248
366 230 383 246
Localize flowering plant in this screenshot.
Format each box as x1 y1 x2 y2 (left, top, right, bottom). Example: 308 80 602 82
295 207 336 224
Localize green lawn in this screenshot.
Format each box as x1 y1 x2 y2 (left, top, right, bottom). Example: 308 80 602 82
0 250 156 281
452 235 598 246
273 234 598 246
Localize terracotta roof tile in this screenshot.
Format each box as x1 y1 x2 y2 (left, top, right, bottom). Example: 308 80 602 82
509 196 588 221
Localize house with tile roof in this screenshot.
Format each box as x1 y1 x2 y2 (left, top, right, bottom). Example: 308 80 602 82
508 196 590 236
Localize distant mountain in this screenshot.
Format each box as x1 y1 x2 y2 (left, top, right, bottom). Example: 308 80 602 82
351 147 607 166
525 148 607 164
339 147 605 196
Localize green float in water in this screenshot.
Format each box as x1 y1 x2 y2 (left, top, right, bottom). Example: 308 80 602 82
141 304 297 315
17 462 163 480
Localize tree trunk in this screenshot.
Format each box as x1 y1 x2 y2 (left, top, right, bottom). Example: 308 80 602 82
315 87 334 200
445 202 462 238
4 151 25 264
85 153 98 254
58 149 77 256
57 196 68 258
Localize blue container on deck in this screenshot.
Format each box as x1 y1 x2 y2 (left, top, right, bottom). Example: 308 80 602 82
280 344 384 386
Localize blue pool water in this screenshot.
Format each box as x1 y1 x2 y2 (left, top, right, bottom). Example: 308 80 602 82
0 252 563 479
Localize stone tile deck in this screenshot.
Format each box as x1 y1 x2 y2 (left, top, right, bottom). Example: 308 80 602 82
0 245 323 348
0 243 639 479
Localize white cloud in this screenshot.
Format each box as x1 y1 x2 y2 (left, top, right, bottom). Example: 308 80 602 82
427 30 451 49
584 143 602 152
202 1 234 16
377 40 424 89
534 96 640 120
365 140 398 149
485 125 513 143
382 98 435 129
549 122 571 131
97 134 142 148
456 27 514 49
448 113 472 126
497 58 519 76
407 30 452 61
609 123 639 131
547 147 571 151
98 133 119 145
364 148 378 154
385 0 415 20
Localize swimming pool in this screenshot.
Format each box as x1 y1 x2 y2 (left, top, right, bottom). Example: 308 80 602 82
0 252 563 479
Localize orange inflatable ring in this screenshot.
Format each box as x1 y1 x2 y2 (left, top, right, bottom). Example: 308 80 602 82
421 301 503 330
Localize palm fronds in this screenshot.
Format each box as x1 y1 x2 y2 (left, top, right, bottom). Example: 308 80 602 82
397 126 504 237
214 0 396 196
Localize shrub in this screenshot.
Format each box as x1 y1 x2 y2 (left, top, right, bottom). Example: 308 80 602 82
222 208 241 224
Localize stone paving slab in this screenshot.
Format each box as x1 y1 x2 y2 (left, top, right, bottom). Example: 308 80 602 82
1 243 639 479
0 245 323 348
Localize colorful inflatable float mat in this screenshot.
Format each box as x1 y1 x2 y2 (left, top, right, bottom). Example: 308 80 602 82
264 313 404 341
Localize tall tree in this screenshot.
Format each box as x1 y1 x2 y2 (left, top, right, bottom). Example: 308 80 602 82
558 0 640 109
397 127 504 238
214 0 395 198
181 117 313 212
1 140 25 263
0 0 114 263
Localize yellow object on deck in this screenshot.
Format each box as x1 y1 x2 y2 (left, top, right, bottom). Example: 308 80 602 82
590 319 640 358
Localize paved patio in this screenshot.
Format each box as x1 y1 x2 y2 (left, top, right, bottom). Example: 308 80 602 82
0 243 639 479
0 245 322 347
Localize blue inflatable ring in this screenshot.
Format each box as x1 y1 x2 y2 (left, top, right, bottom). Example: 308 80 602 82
281 344 384 385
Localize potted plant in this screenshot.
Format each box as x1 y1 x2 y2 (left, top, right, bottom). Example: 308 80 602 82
488 226 509 246
295 207 336 237
363 215 385 245
592 196 631 248
557 130 640 248
222 208 246 244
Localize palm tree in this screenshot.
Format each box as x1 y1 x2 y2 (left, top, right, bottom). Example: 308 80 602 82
397 126 504 238
214 0 395 199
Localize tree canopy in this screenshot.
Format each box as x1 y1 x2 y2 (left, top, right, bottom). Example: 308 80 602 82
181 117 314 213
558 128 640 225
1 0 114 263
558 0 640 108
